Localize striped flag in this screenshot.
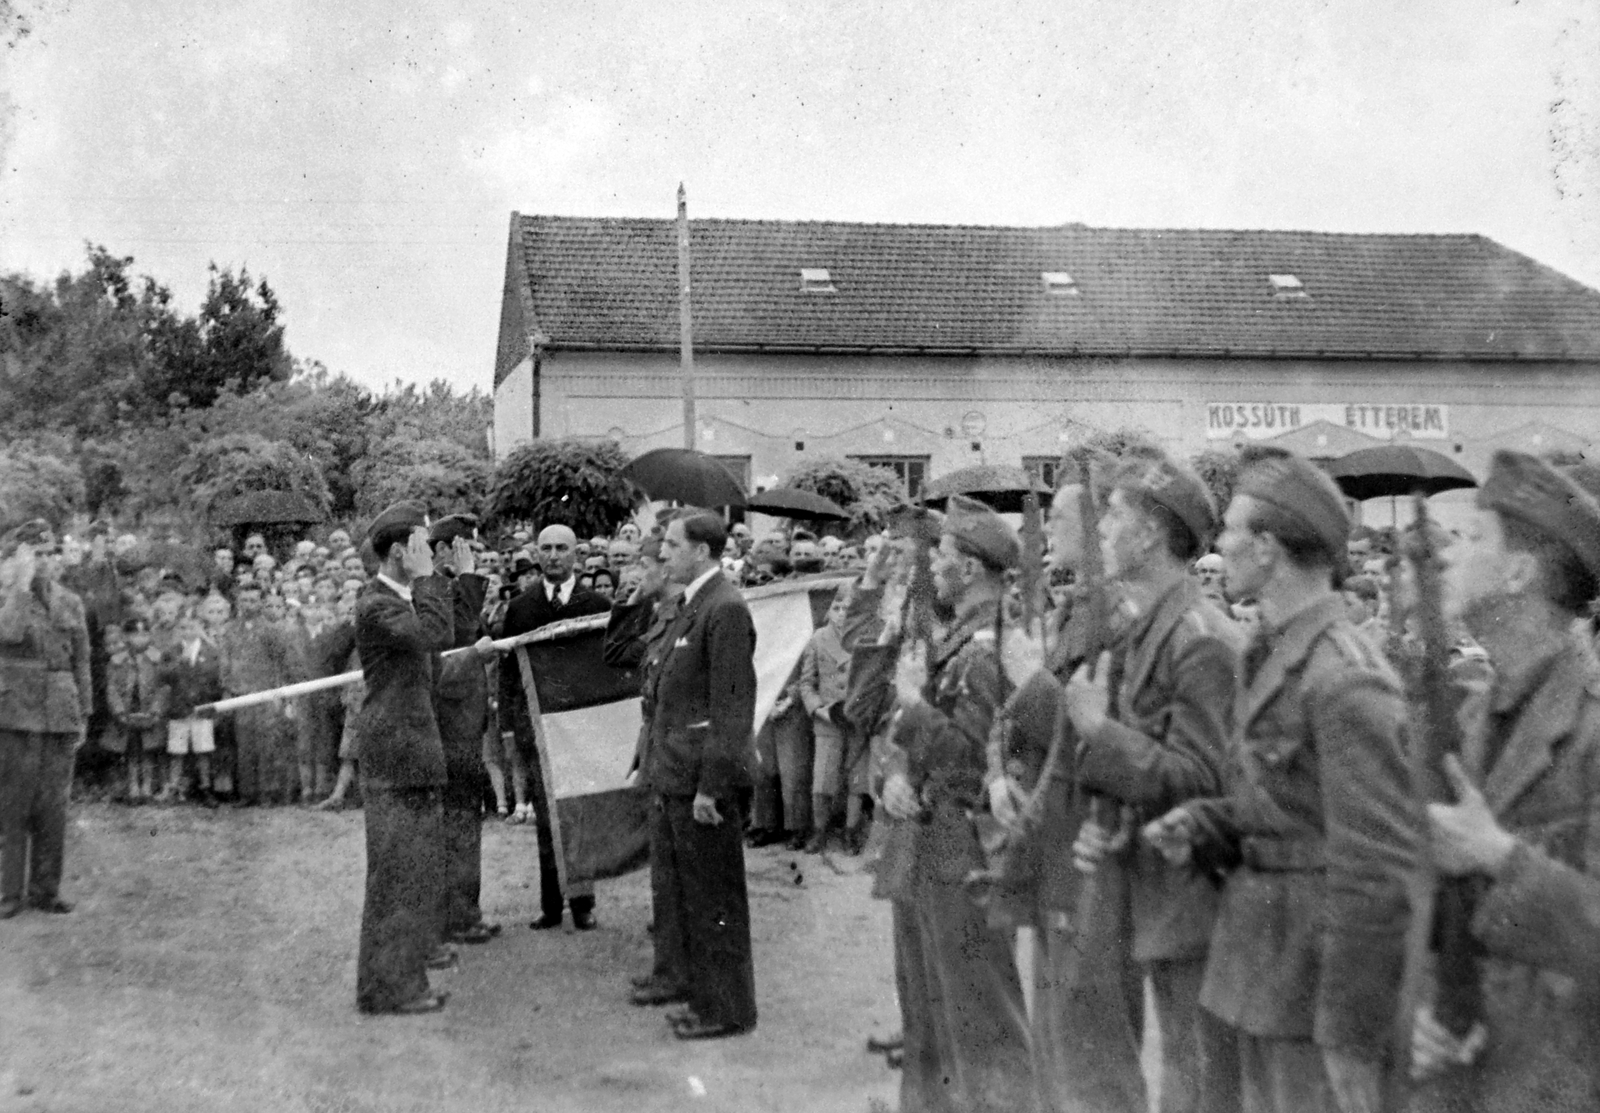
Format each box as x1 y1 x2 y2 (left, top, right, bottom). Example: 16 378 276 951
512 577 848 890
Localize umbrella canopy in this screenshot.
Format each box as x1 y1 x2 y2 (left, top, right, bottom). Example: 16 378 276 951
211 490 327 527
622 448 748 508
745 487 850 522
1325 446 1478 501
920 464 1051 514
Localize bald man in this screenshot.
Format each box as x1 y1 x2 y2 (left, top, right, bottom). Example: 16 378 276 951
499 524 612 930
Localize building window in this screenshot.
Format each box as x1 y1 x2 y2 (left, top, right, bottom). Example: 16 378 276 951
1041 271 1080 296
712 455 752 493
1022 456 1061 490
1268 273 1309 299
851 455 929 500
799 267 836 293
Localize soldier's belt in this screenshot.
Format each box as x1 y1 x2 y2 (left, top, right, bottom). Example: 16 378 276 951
1240 836 1325 872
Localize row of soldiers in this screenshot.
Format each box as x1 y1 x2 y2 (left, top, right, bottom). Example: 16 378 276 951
842 446 1600 1112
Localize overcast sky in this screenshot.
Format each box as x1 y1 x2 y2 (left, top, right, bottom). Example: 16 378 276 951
2 0 1597 395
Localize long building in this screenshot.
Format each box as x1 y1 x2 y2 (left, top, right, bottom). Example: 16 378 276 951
491 215 1600 520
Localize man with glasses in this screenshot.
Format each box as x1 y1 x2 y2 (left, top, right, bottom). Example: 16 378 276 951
0 520 92 919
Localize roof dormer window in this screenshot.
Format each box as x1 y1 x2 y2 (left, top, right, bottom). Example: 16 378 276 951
1268 273 1309 299
1042 271 1080 296
800 267 835 293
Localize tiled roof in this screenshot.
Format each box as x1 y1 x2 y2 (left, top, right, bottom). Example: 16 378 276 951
505 215 1600 371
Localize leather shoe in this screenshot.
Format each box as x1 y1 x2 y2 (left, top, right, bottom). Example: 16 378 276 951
866 1033 904 1054
426 946 459 971
672 1014 752 1041
572 909 597 931
528 912 563 930
0 899 22 920
452 922 500 945
390 992 448 1015
631 982 688 1006
30 897 72 914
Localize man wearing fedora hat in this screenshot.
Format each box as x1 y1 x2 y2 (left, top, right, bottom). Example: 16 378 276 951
0 520 92 920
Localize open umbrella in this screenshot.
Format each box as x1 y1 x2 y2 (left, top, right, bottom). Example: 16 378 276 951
211 490 327 527
745 487 849 522
921 464 1051 514
1325 446 1477 501
622 448 747 508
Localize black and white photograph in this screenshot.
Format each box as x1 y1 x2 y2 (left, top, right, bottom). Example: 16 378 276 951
2 1 1599 1110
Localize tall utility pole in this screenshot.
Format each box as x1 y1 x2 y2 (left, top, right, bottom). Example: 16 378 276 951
678 183 696 450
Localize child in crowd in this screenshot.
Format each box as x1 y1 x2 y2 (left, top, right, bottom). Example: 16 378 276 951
796 587 866 852
159 609 223 804
105 619 168 802
197 591 236 797
316 641 364 810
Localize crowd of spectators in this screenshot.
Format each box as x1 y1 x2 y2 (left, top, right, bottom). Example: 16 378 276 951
60 513 879 812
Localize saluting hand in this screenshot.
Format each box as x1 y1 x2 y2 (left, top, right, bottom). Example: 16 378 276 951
894 642 928 708
1429 754 1516 877
404 528 435 580
1062 651 1112 735
452 536 476 576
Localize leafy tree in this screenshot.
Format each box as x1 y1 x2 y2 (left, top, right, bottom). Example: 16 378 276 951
778 456 905 534
1190 449 1240 519
0 445 85 529
352 436 491 520
138 264 291 411
173 433 331 523
487 439 638 538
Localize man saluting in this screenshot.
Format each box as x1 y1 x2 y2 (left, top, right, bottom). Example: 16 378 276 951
353 501 457 1015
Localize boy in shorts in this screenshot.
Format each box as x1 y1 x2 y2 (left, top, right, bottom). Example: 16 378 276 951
105 619 167 802
159 610 224 805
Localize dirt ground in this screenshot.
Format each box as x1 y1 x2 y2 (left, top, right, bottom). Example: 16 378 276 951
0 802 903 1113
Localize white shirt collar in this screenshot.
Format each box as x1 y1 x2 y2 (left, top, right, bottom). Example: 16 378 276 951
375 573 412 603
682 565 719 605
545 575 576 605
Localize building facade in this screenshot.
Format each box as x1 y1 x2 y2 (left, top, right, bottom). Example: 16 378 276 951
492 215 1600 523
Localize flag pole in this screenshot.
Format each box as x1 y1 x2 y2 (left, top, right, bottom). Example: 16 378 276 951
678 182 696 450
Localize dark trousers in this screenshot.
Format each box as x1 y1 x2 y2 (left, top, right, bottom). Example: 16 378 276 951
894 886 1036 1113
1149 957 1208 1113
0 730 75 905
1032 922 1147 1113
235 708 293 803
525 744 593 918
653 793 756 1029
648 796 689 988
357 785 444 1012
439 779 484 936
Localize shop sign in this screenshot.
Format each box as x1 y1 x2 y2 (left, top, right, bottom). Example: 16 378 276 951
1205 401 1449 440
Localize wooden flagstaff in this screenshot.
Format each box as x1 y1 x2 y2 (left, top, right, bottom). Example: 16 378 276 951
678 182 696 450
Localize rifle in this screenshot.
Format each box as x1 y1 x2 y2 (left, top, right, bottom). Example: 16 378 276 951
1407 492 1484 1044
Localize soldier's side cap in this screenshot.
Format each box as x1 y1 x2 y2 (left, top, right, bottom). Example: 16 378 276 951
1482 450 1600 582
428 513 479 545
1115 456 1217 548
885 504 944 545
367 500 429 544
944 493 1021 571
1235 452 1350 554
2 519 56 551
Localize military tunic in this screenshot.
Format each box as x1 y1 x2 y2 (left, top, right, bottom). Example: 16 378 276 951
1188 595 1419 1112
881 597 1036 1113
1414 632 1600 1111
0 579 92 911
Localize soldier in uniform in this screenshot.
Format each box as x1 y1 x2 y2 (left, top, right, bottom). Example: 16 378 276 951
1010 453 1242 1113
0 520 92 919
989 473 1149 1113
429 514 502 946
1408 450 1600 1110
882 494 1035 1112
1144 451 1419 1113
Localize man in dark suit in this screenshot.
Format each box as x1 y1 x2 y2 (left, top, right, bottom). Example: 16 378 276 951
500 523 611 930
643 509 758 1040
353 501 457 1015
429 514 501 946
